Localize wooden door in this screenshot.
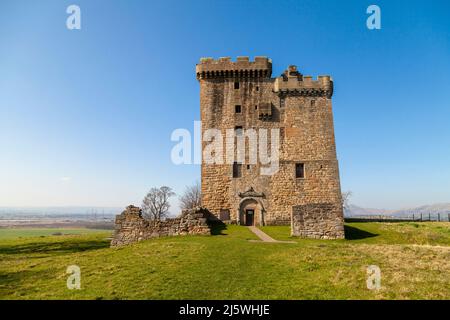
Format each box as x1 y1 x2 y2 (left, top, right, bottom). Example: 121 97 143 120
245 209 254 226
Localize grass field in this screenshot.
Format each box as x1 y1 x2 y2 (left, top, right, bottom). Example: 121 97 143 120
0 223 449 300
0 228 112 240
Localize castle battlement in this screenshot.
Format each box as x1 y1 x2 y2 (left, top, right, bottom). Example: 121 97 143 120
273 65 333 98
196 56 272 80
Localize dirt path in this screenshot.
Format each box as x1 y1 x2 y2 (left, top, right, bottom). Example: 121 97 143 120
248 226 296 244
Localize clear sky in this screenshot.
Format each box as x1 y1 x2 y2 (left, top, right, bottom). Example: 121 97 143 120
0 0 449 211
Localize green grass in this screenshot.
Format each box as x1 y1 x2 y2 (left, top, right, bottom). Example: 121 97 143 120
260 222 450 246
0 228 112 240
0 223 449 300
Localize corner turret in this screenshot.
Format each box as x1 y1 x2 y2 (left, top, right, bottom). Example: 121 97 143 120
274 65 333 98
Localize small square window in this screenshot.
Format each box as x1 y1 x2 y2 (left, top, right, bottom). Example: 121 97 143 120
234 82 240 89
247 164 250 170
256 86 259 91
235 105 241 113
219 209 230 221
255 105 258 110
235 126 243 135
295 163 305 179
233 162 242 178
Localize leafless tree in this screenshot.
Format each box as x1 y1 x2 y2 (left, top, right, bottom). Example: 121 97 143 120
342 191 353 212
179 181 201 210
141 186 175 221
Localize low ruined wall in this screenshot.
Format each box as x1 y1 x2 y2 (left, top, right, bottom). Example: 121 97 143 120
111 205 212 247
291 203 345 239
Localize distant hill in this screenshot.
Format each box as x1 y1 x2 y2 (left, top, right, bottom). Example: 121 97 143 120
345 204 393 216
392 203 450 217
345 203 450 217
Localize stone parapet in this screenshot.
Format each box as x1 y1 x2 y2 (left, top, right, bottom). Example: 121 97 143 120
196 56 272 80
273 65 333 98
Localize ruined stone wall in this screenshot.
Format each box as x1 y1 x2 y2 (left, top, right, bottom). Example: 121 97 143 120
110 205 212 247
292 203 345 239
197 57 344 235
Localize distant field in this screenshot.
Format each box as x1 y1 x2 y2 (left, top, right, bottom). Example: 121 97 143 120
0 228 112 240
0 222 449 300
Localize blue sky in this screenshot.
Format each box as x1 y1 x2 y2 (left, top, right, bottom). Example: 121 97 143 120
0 0 449 210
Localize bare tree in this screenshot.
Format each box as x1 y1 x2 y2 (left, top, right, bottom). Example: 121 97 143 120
342 191 353 213
141 186 175 221
179 181 201 210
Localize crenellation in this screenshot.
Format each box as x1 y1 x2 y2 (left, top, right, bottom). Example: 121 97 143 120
274 68 333 98
196 56 272 80
236 56 250 62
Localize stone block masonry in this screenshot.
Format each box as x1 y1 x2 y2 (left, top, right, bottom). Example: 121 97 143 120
292 203 344 239
197 56 346 238
110 205 213 247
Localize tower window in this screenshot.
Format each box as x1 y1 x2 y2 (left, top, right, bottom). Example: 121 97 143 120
235 126 243 135
233 162 242 178
235 105 241 113
255 105 258 110
219 209 230 221
234 82 240 89
295 163 305 179
256 86 259 91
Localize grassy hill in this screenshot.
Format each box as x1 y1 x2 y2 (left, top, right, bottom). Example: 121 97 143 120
0 222 449 300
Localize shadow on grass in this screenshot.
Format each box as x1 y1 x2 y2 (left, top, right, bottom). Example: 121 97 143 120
210 222 227 236
0 269 52 293
0 238 110 256
345 225 378 240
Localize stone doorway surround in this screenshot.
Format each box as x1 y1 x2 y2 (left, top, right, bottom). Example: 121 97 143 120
237 187 265 226
238 197 264 226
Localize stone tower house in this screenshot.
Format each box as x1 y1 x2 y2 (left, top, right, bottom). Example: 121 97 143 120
196 56 344 239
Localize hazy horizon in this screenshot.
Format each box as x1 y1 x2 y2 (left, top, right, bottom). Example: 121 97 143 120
2 202 450 213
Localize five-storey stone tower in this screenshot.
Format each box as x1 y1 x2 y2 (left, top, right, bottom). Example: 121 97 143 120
196 56 344 239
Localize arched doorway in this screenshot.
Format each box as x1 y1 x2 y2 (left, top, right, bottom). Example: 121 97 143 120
239 198 264 226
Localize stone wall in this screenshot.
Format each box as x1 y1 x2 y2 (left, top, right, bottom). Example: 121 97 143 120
291 203 345 239
197 57 345 230
110 205 213 247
